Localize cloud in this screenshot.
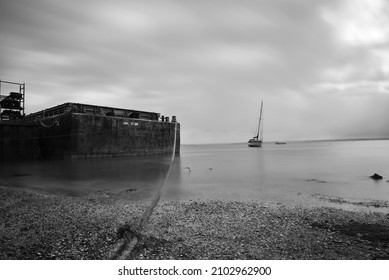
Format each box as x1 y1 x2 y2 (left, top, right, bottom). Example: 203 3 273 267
1 0 388 143
322 0 389 46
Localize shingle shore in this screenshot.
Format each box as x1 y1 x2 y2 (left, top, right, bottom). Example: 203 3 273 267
1 185 389 260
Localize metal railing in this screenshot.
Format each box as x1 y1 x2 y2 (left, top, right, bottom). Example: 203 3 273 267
0 79 25 121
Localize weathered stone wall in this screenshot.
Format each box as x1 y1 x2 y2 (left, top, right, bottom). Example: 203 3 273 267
0 122 41 161
1 112 180 161
38 113 74 159
39 113 180 159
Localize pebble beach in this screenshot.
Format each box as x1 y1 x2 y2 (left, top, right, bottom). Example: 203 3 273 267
1 184 389 260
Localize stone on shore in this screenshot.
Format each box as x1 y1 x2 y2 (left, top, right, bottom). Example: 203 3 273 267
1 184 389 260
370 173 383 180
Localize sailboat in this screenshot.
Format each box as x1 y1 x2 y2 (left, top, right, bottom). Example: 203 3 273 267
248 101 263 147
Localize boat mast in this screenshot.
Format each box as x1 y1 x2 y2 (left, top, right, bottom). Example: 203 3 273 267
260 101 264 142
256 101 263 140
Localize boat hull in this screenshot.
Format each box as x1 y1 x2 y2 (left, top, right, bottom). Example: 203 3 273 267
248 140 262 147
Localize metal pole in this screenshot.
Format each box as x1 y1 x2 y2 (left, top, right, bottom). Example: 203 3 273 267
0 79 2 121
22 83 25 117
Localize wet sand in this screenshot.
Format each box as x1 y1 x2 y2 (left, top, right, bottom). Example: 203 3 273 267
1 184 389 260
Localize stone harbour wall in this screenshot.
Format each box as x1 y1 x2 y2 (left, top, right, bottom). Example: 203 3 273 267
39 113 180 159
0 113 180 160
0 121 41 161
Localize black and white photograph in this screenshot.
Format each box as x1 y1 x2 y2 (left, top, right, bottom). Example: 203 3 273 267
1 0 389 277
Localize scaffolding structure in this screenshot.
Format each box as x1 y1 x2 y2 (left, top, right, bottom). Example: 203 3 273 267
0 80 25 121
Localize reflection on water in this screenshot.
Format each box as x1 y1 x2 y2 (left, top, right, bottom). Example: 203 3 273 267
1 140 389 210
171 141 389 205
0 156 175 199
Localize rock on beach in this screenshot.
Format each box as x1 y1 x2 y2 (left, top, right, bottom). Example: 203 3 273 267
370 173 383 180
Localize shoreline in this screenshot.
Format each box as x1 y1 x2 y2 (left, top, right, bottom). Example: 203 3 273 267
1 184 389 260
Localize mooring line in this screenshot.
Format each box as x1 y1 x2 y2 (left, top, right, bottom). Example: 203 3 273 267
108 121 178 260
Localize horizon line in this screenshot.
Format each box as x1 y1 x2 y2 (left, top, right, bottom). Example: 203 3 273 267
181 137 389 145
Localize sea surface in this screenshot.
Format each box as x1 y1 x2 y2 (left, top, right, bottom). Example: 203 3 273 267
1 140 389 211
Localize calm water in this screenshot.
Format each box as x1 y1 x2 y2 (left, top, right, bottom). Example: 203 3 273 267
1 140 389 210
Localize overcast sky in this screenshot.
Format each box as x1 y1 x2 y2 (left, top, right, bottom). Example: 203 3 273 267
1 0 388 144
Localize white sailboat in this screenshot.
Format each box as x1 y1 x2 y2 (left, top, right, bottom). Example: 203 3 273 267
248 101 263 147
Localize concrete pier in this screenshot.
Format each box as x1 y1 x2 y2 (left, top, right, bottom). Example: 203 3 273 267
0 121 41 161
0 103 180 160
